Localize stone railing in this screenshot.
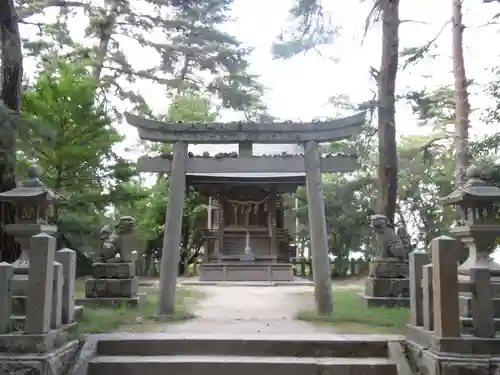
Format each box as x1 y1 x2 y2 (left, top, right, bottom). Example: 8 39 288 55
0 233 77 335
409 236 495 338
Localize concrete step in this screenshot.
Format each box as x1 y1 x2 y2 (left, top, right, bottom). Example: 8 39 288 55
95 334 390 358
88 355 398 375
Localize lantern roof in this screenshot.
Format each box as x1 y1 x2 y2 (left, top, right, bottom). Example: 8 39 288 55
442 165 500 205
0 165 64 203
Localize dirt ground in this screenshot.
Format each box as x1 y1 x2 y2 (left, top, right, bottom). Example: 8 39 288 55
154 278 364 334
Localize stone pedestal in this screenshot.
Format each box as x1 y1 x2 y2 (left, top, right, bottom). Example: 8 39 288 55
359 258 410 308
76 262 145 308
406 324 500 375
0 338 80 375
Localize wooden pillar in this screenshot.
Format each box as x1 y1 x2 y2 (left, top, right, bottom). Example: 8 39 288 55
304 140 333 314
268 192 278 257
157 141 187 315
216 193 224 258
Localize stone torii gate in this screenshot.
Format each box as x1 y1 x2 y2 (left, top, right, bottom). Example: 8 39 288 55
126 112 366 315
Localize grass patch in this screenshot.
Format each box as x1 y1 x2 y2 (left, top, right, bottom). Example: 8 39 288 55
297 289 409 334
72 287 201 337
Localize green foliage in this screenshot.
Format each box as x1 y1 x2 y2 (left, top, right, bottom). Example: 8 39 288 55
293 173 376 261
19 0 263 115
399 44 439 69
18 60 131 252
397 135 455 245
473 65 500 162
272 0 338 59
20 61 122 188
165 90 218 122
403 86 455 127
485 66 500 128
113 90 214 269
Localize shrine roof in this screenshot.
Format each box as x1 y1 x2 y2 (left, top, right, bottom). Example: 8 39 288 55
186 172 305 194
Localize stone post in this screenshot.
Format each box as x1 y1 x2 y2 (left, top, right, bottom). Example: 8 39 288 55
304 140 333 314
0 262 14 334
158 141 187 315
409 251 430 326
51 262 63 329
431 236 460 338
25 233 56 334
422 264 433 331
55 249 76 324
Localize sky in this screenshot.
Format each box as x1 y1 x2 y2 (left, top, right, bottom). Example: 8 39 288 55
22 0 500 156
100 0 500 157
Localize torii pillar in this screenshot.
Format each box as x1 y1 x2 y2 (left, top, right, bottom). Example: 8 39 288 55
304 140 333 314
158 141 187 315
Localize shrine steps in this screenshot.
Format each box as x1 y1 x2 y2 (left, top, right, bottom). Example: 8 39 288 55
89 355 396 375
85 333 399 375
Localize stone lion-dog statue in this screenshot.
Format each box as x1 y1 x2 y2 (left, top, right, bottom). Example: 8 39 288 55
370 214 412 261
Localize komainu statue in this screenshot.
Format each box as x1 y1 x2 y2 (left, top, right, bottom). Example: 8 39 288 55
370 214 412 261
98 216 138 262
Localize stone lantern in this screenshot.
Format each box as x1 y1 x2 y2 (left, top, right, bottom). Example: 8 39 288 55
0 164 61 267
442 165 500 278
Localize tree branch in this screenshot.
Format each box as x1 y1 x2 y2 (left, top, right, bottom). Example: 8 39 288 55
402 20 450 69
17 0 89 19
399 20 430 25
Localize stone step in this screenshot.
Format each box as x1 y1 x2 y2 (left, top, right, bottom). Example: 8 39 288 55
88 355 397 375
95 334 390 358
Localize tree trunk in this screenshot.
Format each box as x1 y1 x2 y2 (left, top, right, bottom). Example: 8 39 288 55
452 0 470 187
376 0 400 225
91 12 116 81
0 0 22 262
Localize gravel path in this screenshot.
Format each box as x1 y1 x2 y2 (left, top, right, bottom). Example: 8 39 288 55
156 285 340 334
